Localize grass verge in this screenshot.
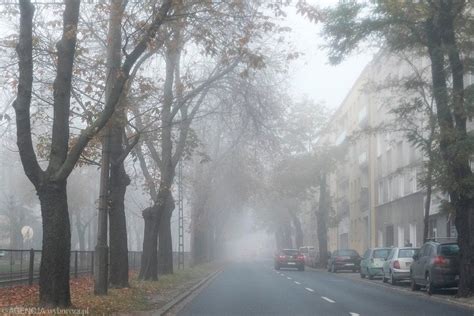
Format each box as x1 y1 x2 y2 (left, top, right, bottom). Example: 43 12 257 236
0 263 219 315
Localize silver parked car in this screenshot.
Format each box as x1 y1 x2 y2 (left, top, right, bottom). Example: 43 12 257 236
382 247 418 285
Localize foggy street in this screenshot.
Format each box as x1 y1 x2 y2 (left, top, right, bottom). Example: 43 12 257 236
4 1 474 314
178 261 473 316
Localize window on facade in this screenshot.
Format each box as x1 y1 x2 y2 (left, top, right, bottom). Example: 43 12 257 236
397 174 403 198
386 148 392 173
376 135 382 157
396 141 403 169
378 181 383 204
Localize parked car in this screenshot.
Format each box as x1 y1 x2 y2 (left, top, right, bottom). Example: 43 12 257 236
274 249 305 271
410 241 460 295
382 247 418 285
299 246 316 267
0 250 5 258
327 249 361 273
360 247 391 279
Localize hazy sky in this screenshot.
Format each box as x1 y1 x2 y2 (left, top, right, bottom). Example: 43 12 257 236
284 1 375 110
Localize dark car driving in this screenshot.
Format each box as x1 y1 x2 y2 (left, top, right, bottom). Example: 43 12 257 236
274 249 305 271
410 240 460 295
327 249 361 273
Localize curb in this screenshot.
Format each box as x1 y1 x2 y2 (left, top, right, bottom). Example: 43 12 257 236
154 268 223 316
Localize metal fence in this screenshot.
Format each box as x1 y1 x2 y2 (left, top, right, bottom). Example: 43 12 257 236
0 249 143 287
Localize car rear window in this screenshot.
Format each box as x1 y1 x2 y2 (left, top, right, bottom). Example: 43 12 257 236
338 250 358 256
398 249 417 258
440 244 459 256
283 250 299 256
373 249 390 258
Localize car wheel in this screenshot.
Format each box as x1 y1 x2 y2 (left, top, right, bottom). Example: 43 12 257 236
299 265 305 271
382 274 388 283
360 270 366 278
331 264 337 273
390 272 397 285
426 274 435 295
410 277 420 291
367 268 374 280
327 264 331 272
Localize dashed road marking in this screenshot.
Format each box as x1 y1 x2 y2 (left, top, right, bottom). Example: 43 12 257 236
294 281 301 285
305 287 314 292
349 313 360 316
287 277 292 280
321 296 335 303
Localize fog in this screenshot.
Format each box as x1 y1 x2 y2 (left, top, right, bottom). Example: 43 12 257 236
0 1 471 312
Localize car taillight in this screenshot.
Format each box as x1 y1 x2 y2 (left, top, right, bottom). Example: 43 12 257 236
279 255 286 260
297 255 304 261
393 260 400 269
433 256 447 266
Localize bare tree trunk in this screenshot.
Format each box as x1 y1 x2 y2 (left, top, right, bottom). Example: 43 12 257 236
290 212 304 249
426 6 474 296
109 125 130 288
423 156 433 243
316 172 329 268
158 193 175 274
139 206 160 280
37 181 71 307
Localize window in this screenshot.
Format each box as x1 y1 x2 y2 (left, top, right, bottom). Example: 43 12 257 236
378 181 383 204
440 244 459 257
363 250 370 259
399 248 417 259
409 224 417 247
399 174 404 197
338 250 358 257
386 148 392 172
373 249 390 259
397 226 405 247
387 249 395 260
378 230 384 247
376 135 381 157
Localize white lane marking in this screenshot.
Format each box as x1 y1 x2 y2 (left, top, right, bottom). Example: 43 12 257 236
287 277 292 280
280 274 285 277
349 313 360 316
294 281 301 285
305 287 315 292
321 296 335 303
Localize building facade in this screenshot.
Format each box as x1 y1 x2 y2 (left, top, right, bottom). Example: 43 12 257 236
325 51 455 255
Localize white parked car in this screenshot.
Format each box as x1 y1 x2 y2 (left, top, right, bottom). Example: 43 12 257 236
299 246 316 267
382 247 419 285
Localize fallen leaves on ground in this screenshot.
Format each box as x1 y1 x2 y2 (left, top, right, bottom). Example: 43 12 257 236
0 263 219 315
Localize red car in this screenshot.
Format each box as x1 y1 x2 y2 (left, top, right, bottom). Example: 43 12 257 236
274 249 305 271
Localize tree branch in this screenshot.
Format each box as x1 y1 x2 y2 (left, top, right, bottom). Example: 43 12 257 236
13 0 42 186
55 0 172 180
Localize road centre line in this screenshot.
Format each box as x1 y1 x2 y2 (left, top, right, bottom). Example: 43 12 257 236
321 296 335 303
287 277 292 280
349 313 360 316
294 281 301 285
305 287 315 292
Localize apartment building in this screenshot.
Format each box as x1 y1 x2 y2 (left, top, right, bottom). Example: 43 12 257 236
326 51 455 254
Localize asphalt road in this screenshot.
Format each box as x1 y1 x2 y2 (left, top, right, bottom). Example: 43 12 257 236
178 261 473 316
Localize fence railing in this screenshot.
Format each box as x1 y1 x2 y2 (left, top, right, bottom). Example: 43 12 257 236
0 249 143 287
